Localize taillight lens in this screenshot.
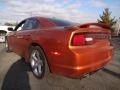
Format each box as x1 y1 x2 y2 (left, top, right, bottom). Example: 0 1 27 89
72 32 110 46
72 34 94 45
73 35 85 45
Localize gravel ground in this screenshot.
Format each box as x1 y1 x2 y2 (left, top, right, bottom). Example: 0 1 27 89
0 37 120 90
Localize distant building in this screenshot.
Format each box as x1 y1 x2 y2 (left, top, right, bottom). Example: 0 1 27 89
112 18 120 36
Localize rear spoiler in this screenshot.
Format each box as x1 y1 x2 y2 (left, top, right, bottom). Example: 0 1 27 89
64 23 110 30
79 23 110 29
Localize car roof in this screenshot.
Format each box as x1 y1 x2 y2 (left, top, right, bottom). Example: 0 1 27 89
23 16 76 27
28 17 57 27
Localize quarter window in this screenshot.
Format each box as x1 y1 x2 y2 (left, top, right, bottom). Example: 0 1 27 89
48 18 75 26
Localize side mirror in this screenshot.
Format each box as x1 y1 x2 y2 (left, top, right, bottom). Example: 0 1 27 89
8 27 14 31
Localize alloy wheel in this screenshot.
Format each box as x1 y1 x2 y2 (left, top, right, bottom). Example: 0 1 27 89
30 49 44 77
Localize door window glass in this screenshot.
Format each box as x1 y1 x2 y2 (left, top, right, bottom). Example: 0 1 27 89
22 19 39 30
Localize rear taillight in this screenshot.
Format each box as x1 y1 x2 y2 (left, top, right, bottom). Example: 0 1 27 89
71 32 110 46
72 34 94 45
73 35 85 45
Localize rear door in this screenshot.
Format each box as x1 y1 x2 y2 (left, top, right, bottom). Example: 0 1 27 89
7 20 25 51
15 18 40 56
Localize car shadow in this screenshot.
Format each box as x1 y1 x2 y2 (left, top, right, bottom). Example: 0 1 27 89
102 68 120 79
1 58 31 90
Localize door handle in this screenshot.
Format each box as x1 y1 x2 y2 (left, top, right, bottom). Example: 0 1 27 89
24 35 31 40
17 36 23 39
13 34 17 36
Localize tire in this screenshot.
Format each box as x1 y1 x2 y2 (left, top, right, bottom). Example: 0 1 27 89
5 38 11 52
29 46 49 79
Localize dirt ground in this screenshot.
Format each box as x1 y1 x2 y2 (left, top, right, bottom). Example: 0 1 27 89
0 37 120 90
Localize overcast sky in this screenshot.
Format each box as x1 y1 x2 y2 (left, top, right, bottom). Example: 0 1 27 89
0 0 120 24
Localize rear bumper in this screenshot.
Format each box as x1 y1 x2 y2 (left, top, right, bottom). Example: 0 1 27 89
51 46 113 78
69 47 113 78
60 57 111 78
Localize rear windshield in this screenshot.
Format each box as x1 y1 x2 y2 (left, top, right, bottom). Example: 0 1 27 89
48 18 75 26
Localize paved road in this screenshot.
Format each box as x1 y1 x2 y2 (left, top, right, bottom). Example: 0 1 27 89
0 38 120 90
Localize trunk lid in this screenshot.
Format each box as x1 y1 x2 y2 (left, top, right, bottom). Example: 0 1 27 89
69 23 111 47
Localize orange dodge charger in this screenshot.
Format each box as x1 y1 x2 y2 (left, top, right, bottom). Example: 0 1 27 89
6 17 113 78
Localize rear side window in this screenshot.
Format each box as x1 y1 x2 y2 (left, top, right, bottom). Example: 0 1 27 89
22 19 39 30
48 18 75 26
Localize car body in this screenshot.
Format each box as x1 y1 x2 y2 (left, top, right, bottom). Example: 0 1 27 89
6 17 113 78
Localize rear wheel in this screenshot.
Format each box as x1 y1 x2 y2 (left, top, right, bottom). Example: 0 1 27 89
30 46 49 78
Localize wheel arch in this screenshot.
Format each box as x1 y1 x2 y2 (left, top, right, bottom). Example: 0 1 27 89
28 42 51 72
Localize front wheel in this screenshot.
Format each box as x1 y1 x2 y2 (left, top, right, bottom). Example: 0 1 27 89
29 46 49 79
5 38 11 52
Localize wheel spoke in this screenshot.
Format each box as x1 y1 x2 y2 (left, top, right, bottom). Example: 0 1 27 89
32 51 38 61
34 68 39 76
38 64 42 74
32 63 38 69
